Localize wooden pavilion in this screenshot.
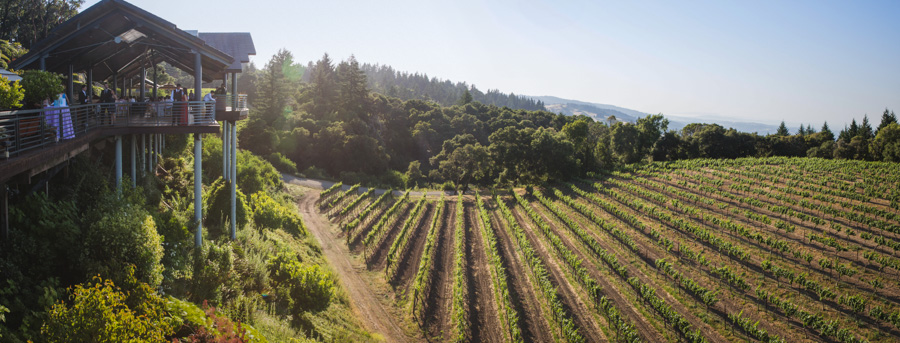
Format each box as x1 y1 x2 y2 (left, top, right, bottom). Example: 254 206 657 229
2 0 254 246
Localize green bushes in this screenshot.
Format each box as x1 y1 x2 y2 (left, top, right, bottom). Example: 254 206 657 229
41 269 172 343
19 70 63 108
81 204 164 289
250 192 307 235
267 152 298 174
190 243 237 306
268 253 334 316
206 177 249 236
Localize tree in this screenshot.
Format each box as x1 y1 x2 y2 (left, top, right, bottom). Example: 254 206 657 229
19 69 63 108
636 114 669 157
0 39 26 69
0 0 82 49
775 121 790 136
457 88 473 106
820 122 834 141
309 53 338 120
256 49 299 126
610 122 642 163
870 123 900 162
0 74 23 109
337 55 369 121
431 134 488 191
877 108 897 133
404 160 423 188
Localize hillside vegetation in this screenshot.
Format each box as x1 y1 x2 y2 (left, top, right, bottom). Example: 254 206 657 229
322 157 900 343
237 51 900 191
0 134 376 342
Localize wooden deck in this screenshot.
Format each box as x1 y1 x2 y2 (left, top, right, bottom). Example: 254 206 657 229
0 101 226 183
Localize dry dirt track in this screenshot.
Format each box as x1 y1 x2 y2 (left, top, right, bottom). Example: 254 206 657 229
296 191 410 343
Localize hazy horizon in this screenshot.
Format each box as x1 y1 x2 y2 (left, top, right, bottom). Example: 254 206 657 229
81 0 900 129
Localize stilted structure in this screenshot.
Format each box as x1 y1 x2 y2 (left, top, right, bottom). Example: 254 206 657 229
2 0 253 247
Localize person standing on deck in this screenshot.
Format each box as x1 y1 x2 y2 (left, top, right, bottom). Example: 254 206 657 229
99 83 115 125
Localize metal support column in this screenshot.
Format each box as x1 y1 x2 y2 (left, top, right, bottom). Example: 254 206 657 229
150 134 155 172
67 64 74 101
87 67 93 98
231 72 237 108
140 67 146 100
39 55 46 70
1 184 7 242
194 133 203 246
113 72 118 98
223 121 229 180
141 134 146 174
115 135 123 192
153 64 158 98
230 122 237 240
131 134 136 187
194 51 202 124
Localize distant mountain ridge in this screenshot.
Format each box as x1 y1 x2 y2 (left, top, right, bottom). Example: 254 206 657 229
527 95 780 134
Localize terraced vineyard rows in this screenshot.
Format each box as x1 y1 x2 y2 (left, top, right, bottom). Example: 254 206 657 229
317 157 900 343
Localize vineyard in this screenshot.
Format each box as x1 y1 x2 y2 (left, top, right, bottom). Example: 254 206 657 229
315 157 900 343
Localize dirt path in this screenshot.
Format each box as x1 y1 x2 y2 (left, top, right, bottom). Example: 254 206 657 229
465 203 504 343
297 191 410 343
487 200 553 343
423 201 456 339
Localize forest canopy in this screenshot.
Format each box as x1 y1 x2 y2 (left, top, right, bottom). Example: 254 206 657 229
237 51 899 190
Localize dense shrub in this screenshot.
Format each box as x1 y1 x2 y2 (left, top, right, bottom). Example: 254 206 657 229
267 253 333 316
249 192 306 235
18 70 63 108
81 204 164 289
205 177 249 237
266 152 298 175
41 269 172 343
238 150 282 195
191 243 237 306
0 75 23 109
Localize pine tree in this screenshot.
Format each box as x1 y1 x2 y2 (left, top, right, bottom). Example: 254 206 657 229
820 122 834 141
337 55 369 121
457 88 473 106
798 124 806 136
848 119 859 138
776 121 790 136
310 53 338 120
860 115 874 140
877 108 897 133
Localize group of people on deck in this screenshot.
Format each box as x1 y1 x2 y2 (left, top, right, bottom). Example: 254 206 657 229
40 81 227 135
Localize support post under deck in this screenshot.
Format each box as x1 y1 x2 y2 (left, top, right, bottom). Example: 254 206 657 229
131 134 136 187
115 135 122 192
1 184 7 242
194 133 203 247
223 121 229 180
230 121 237 240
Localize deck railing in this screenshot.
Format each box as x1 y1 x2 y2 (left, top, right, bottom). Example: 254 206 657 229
0 101 216 159
216 94 248 110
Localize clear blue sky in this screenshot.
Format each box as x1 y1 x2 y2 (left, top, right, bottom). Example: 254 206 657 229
83 0 899 129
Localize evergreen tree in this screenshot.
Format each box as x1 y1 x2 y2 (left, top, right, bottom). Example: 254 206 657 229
798 124 806 136
848 119 859 138
310 53 339 120
457 88 473 106
860 115 874 140
819 122 833 141
337 55 369 121
877 108 897 133
256 49 297 126
776 121 790 136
